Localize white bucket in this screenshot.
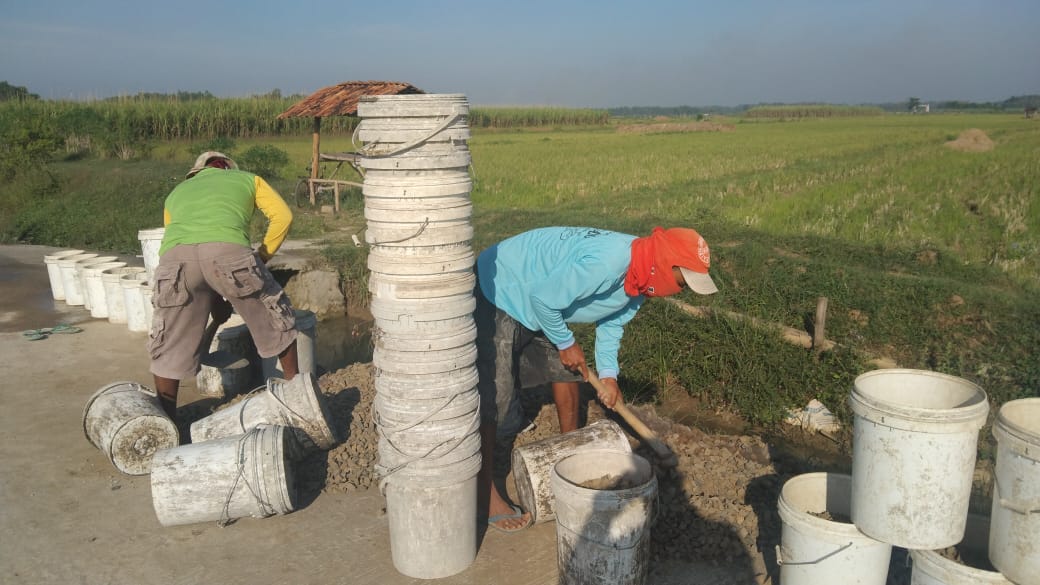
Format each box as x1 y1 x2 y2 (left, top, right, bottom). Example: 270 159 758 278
140 280 154 332
365 200 471 224
849 369 989 549
362 170 472 198
150 425 295 527
121 272 149 333
370 293 475 324
373 321 477 352
43 249 84 300
82 381 179 476
368 269 475 296
58 253 99 306
368 250 475 278
84 261 126 318
374 365 479 400
75 256 118 311
377 426 482 474
196 316 256 398
777 472 892 585
261 309 318 381
989 397 1040 585
384 474 477 579
374 386 480 426
550 449 657 585
365 219 473 248
138 227 165 282
102 266 145 324
512 419 633 525
373 344 477 375
911 512 1013 585
189 373 337 452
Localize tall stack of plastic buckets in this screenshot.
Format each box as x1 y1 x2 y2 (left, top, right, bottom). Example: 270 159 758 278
357 93 481 579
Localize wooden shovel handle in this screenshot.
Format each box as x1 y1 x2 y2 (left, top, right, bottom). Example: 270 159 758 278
587 370 678 466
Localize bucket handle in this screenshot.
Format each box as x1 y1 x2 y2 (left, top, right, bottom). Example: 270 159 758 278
993 474 1040 515
775 541 854 566
353 109 464 159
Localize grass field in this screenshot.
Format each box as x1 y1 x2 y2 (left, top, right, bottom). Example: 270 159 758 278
2 113 1037 453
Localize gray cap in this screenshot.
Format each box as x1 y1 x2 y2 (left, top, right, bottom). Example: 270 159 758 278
186 151 238 178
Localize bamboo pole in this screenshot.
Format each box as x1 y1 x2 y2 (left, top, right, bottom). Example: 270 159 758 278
662 297 837 352
310 117 321 205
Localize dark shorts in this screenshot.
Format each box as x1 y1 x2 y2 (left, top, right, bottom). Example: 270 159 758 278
148 242 298 380
474 284 582 439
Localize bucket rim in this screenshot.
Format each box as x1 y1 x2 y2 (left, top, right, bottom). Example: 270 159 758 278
137 227 166 238
849 369 989 426
909 547 1012 584
993 397 1040 454
44 249 86 262
58 253 99 266
551 449 656 496
84 261 127 276
272 374 338 449
777 472 880 539
82 381 157 448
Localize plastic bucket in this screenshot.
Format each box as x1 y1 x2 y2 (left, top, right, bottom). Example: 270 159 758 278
373 344 477 376
121 272 149 333
511 420 633 525
373 321 476 352
374 386 480 426
365 200 471 224
140 280 154 328
777 472 892 585
82 381 179 475
550 449 657 585
849 369 989 549
150 425 295 527
196 316 257 398
102 266 145 324
377 425 482 474
989 397 1040 585
138 227 165 282
84 261 126 318
189 373 337 452
369 270 475 297
43 249 84 300
75 256 118 311
374 365 479 400
911 512 1012 585
370 293 475 324
362 170 472 199
365 219 472 248
58 253 99 306
384 474 477 579
261 309 318 381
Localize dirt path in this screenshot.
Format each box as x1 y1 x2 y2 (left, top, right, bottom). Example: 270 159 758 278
0 243 858 585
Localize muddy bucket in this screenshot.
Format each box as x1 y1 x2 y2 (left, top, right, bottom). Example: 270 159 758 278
512 419 633 525
261 309 318 380
384 471 478 579
550 449 657 585
102 266 145 324
910 512 1012 585
43 249 84 300
58 253 98 305
988 398 1040 585
196 317 256 398
189 373 337 452
137 227 164 282
84 261 126 318
777 473 892 585
82 381 179 475
121 271 149 333
150 425 295 527
849 369 989 549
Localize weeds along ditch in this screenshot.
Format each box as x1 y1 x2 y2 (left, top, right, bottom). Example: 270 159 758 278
1 114 1037 460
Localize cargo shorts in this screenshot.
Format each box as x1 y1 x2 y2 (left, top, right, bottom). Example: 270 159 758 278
148 242 298 381
474 283 582 441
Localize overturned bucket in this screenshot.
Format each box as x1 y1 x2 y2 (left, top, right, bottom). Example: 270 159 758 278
138 227 165 282
261 309 318 380
84 261 127 319
910 512 1012 585
83 381 179 475
43 249 84 300
988 397 1040 585
58 253 99 306
102 266 145 324
777 472 892 585
550 449 657 585
849 369 989 549
189 373 337 452
121 271 149 333
512 419 633 525
150 425 295 527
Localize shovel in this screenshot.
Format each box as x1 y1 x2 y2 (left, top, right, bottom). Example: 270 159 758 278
587 369 679 468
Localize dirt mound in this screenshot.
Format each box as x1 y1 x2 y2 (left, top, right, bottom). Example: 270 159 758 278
945 129 995 152
616 122 735 134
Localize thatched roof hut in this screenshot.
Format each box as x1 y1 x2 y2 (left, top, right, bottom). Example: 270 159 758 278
279 81 424 180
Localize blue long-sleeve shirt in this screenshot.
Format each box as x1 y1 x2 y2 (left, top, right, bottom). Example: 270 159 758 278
476 227 645 379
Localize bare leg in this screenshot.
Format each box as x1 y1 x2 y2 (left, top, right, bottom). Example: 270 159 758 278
479 422 530 531
278 340 299 380
154 375 179 420
552 381 580 433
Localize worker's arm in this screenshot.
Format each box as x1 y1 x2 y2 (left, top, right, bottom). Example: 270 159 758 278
253 176 293 262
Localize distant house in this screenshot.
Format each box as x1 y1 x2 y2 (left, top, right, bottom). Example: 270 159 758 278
1026 106 1038 119
913 103 930 114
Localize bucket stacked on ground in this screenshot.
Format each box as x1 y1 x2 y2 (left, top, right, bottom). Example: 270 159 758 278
356 93 481 580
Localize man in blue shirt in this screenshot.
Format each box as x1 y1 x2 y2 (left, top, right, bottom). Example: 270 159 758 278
476 226 718 532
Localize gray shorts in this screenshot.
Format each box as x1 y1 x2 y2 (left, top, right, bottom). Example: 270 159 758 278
148 242 298 380
475 284 582 439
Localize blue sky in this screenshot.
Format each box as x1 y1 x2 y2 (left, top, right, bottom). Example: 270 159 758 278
2 0 1037 107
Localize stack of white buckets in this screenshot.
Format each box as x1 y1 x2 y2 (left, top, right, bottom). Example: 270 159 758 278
778 369 1039 585
355 93 481 579
42 227 164 333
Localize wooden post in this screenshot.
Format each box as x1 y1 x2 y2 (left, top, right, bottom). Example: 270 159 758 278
310 117 321 205
814 296 829 352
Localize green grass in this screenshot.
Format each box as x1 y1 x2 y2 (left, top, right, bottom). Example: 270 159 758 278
2 113 1037 448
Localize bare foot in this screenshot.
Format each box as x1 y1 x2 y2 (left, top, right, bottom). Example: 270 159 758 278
487 488 531 532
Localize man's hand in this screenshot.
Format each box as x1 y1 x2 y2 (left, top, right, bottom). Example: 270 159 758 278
558 344 589 380
211 297 233 326
596 376 623 410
